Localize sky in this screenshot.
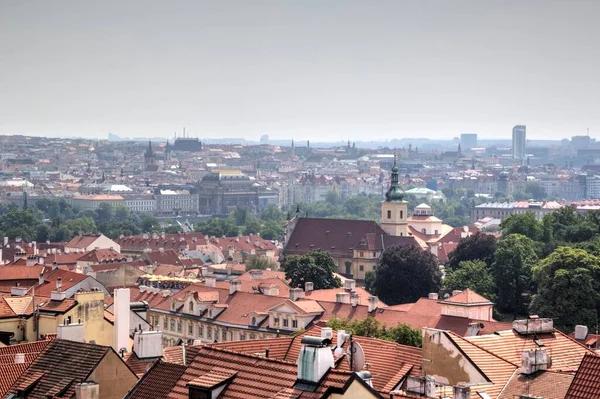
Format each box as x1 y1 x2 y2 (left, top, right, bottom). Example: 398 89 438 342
1 0 599 142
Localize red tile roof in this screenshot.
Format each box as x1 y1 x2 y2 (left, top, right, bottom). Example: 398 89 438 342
76 248 126 263
125 360 187 399
565 353 600 399
441 288 493 305
0 340 53 397
64 234 103 249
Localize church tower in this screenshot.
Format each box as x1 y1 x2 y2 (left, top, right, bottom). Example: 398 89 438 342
144 140 155 168
381 153 408 236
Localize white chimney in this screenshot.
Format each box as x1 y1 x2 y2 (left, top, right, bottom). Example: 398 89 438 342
32 241 37 255
428 293 439 300
297 336 335 383
406 376 437 398
351 293 359 307
368 296 379 312
229 280 242 295
453 384 471 399
250 270 264 280
521 348 550 375
344 279 356 291
575 325 589 340
11 286 28 297
133 330 163 359
289 288 304 301
3 237 8 246
205 275 216 288
304 282 314 292
336 292 350 304
321 327 333 340
265 285 280 297
200 266 209 277
75 382 99 399
57 322 85 342
51 291 67 301
113 288 131 353
14 353 25 364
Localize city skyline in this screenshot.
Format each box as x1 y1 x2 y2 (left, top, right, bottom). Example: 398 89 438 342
2 1 600 141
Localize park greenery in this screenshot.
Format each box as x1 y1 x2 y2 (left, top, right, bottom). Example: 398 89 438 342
443 207 600 331
327 317 422 348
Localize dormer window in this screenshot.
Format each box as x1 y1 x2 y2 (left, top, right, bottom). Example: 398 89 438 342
189 302 194 312
251 316 257 326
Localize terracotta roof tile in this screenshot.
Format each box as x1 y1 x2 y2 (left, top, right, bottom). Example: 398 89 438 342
565 353 600 399
442 288 493 305
125 360 187 399
499 370 574 399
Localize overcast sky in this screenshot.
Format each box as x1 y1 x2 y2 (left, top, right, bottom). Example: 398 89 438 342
1 1 599 141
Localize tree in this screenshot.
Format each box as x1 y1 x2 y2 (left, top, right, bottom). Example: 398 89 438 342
245 255 279 271
281 250 341 290
444 260 495 301
327 317 422 347
531 247 600 332
383 323 422 348
371 245 441 305
0 208 43 241
525 182 547 200
447 232 496 270
500 213 542 242
261 205 285 222
260 220 283 241
491 234 538 318
364 270 375 293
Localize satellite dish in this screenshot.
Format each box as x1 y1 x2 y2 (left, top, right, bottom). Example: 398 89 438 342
347 341 366 372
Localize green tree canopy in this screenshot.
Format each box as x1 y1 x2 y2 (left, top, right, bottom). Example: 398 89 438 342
492 234 538 317
327 317 422 347
500 212 543 242
447 232 496 270
444 260 495 302
531 247 600 332
281 250 341 290
245 255 279 271
371 245 441 305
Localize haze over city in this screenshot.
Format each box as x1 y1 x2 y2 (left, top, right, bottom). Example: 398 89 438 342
2 0 600 141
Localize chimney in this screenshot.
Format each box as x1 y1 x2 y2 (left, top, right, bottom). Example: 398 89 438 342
57 321 85 342
133 330 163 359
52 261 58 270
453 384 471 399
512 318 554 335
290 287 304 301
351 293 359 307
38 257 44 265
297 336 334 383
113 288 131 353
51 290 67 301
336 292 351 304
521 348 550 375
368 296 379 312
304 282 314 293
406 376 437 398
575 325 589 340
56 277 62 291
11 286 28 297
205 275 216 288
200 266 209 277
451 290 462 297
32 241 37 255
14 353 25 364
344 279 356 291
229 279 242 295
250 270 264 280
428 293 439 300
3 237 7 246
75 382 100 399
265 285 280 296
321 327 333 340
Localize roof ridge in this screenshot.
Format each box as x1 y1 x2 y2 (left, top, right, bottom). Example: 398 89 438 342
200 345 298 366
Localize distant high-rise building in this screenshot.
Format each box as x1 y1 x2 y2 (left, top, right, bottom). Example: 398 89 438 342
460 133 478 150
512 125 526 159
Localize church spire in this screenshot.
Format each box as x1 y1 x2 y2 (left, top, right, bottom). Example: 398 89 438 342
385 151 404 202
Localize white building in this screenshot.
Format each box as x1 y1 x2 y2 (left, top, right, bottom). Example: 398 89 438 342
512 125 527 159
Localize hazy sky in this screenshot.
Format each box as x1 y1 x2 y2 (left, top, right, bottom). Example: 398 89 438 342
1 1 599 141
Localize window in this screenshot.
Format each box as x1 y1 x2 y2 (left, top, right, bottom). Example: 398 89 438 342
170 319 175 331
188 323 193 335
273 317 280 327
163 317 168 329
434 230 438 235
222 330 227 341
154 316 159 327
372 252 376 257
360 251 364 257
177 321 182 333
359 265 364 271
251 316 257 326
400 210 404 219
387 210 391 219
189 302 194 312
249 333 256 340
240 333 246 341
421 228 426 234
207 328 212 339
198 324 203 337
283 319 289 327
292 320 298 329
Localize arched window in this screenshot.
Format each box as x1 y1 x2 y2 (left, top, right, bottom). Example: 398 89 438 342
421 228 426 234
251 316 257 326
